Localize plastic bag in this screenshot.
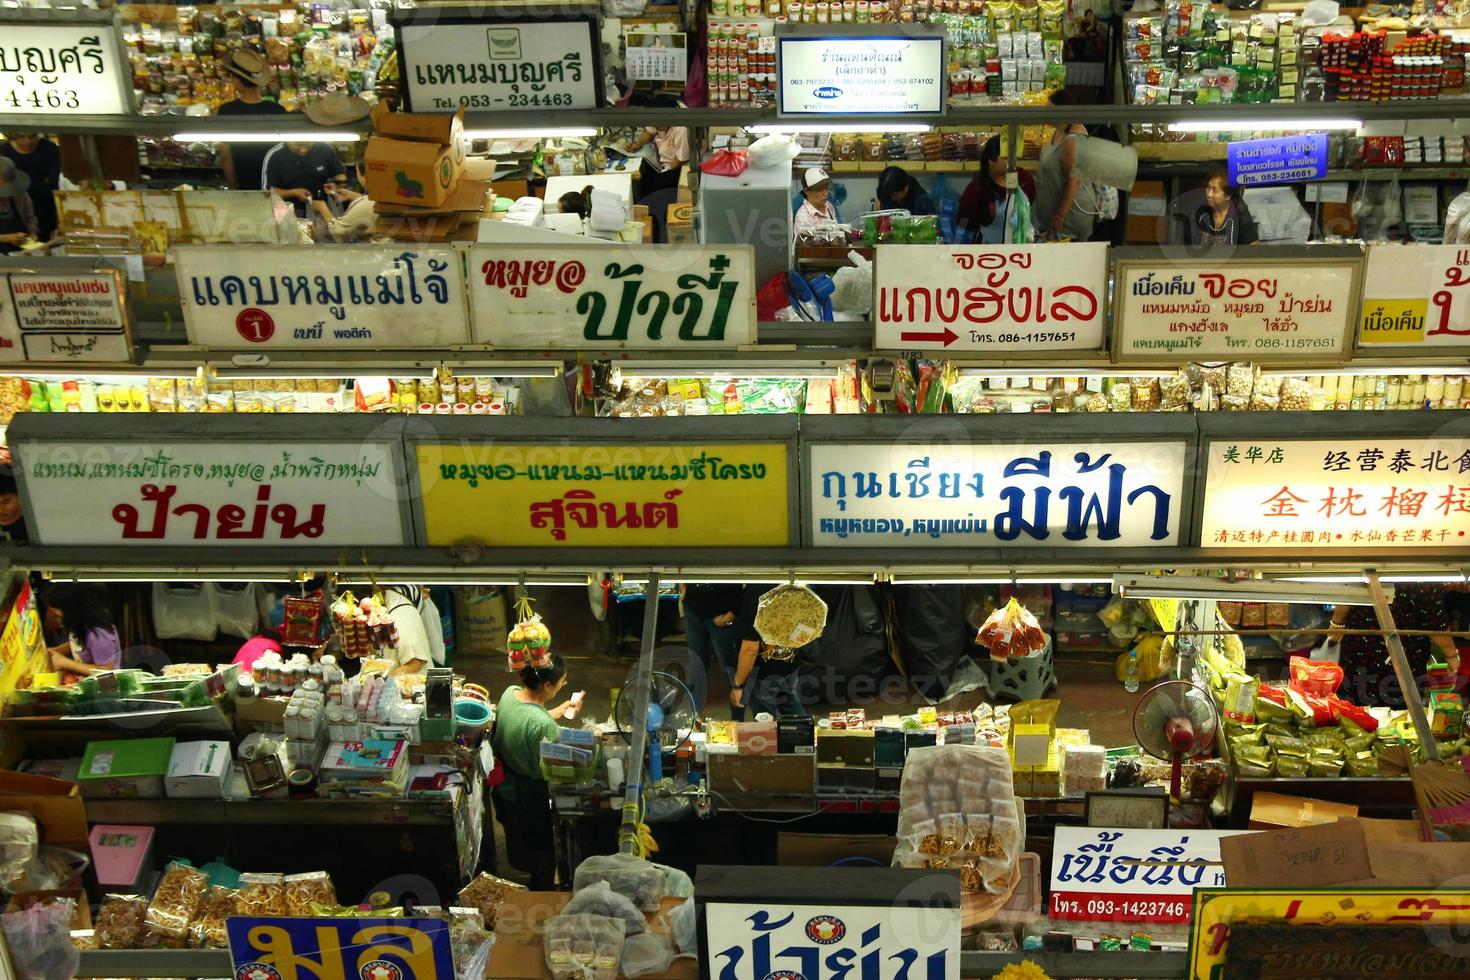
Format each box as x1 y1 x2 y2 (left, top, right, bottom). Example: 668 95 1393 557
563 880 645 937
622 930 676 978
1 899 79 979
1289 655 1344 697
747 134 802 169
544 912 625 980
1310 638 1341 666
669 897 697 955
699 147 748 177
753 585 829 652
12 846 89 893
976 598 1047 661
573 855 666 912
0 813 38 891
209 583 259 639
152 582 218 641
830 252 874 316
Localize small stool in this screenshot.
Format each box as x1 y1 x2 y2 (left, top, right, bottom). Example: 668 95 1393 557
985 639 1056 702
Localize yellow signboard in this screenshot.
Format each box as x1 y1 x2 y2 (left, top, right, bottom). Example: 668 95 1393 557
416 442 791 547
0 582 49 706
1189 887 1470 980
1358 298 1429 345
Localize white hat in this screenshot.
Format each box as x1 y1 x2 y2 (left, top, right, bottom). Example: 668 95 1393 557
802 167 831 190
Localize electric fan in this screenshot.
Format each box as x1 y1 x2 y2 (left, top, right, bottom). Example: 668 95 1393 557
1132 680 1219 802
613 669 696 785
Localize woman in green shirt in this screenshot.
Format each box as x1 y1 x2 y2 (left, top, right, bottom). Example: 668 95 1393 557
490 656 583 889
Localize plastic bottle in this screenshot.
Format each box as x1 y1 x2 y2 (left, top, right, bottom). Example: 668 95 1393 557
1124 650 1141 694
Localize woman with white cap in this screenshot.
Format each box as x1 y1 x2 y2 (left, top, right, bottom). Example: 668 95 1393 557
0 157 39 254
793 167 838 237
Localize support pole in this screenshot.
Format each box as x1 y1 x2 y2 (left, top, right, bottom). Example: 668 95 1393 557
619 570 662 854
1366 571 1440 763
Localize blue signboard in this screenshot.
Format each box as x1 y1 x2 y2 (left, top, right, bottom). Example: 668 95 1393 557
1227 133 1329 186
226 916 455 980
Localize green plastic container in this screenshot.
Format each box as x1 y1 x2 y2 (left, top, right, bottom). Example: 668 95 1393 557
78 737 176 799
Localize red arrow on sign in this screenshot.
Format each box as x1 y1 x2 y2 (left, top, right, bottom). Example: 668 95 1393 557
900 328 958 346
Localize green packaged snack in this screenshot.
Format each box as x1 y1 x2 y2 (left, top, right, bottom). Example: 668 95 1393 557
1264 734 1310 756
1235 745 1275 776
1098 935 1122 952
1309 757 1343 778
1304 729 1346 747
1345 734 1375 755
1255 696 1294 724
1276 755 1311 777
1346 752 1379 777
1225 723 1263 746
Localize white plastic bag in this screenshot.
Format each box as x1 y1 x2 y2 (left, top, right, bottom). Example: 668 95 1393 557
747 134 801 169
209 583 259 640
1445 189 1470 244
622 930 676 978
830 251 874 316
669 897 697 955
1 900 79 980
1312 639 1341 665
152 583 217 641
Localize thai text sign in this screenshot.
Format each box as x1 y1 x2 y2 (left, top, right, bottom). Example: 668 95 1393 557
416 443 790 547
469 245 757 349
1189 888 1470 980
778 35 947 115
397 13 599 112
1227 133 1328 186
227 915 454 980
704 901 960 980
175 245 470 349
13 440 411 547
808 440 1188 547
0 582 49 709
1050 828 1250 924
873 244 1108 352
0 19 132 116
0 270 132 362
1115 259 1356 361
1358 244 1470 349
1200 436 1470 550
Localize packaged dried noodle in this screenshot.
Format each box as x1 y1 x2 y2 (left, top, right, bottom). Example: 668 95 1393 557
95 894 149 950
285 871 336 917
238 872 287 917
146 862 208 946
191 886 238 949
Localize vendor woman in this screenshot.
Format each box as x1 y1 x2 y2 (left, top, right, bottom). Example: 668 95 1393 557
44 584 122 677
491 656 584 889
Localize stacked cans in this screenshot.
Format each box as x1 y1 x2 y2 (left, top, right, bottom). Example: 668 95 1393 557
709 23 775 106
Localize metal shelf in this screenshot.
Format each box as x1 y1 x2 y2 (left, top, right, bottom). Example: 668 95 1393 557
82 796 457 827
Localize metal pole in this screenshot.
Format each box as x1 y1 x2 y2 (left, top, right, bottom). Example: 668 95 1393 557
619 569 662 854
1365 570 1440 763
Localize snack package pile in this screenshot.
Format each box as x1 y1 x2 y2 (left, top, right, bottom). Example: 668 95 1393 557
507 594 552 672
144 862 208 948
457 873 528 929
977 597 1047 661
892 744 1022 895
543 912 626 980
331 591 394 659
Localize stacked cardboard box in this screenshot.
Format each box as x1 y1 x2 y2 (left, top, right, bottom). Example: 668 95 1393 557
363 105 493 242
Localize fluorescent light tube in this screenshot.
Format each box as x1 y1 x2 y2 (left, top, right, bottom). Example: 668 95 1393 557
463 127 598 139
748 123 931 135
889 576 1014 585
1167 118 1361 133
1262 364 1470 377
624 368 838 380
174 131 363 143
1015 577 1112 586
1115 574 1377 605
16 368 199 382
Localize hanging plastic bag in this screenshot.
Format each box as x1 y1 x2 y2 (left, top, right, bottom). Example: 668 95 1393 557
1 899 79 980
152 582 218 641
700 147 748 177
747 134 801 169
830 251 874 315
1289 655 1344 697
977 597 1046 661
507 593 551 672
209 583 259 640
1311 638 1341 666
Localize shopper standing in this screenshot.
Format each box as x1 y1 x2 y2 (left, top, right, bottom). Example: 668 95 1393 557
1328 584 1460 708
217 50 289 191
681 584 741 716
1184 170 1260 247
43 584 122 678
1032 91 1097 242
0 132 61 242
957 135 1036 244
730 586 807 719
0 158 39 254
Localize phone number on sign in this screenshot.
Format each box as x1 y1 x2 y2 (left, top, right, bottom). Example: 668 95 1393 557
970 331 1078 345
1049 894 1188 921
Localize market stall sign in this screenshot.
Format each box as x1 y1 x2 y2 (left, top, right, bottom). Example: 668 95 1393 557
13 440 412 547
174 245 470 350
873 243 1108 352
1050 827 1252 924
1114 257 1358 362
1199 436 1470 551
1357 243 1470 350
1227 133 1329 186
415 442 790 547
394 9 601 112
0 16 133 116
227 915 453 980
807 440 1189 548
0 583 48 709
469 244 757 349
778 33 947 115
0 270 133 363
704 901 960 980
1188 888 1470 980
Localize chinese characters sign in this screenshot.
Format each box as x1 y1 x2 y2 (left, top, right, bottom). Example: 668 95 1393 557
13 440 411 547
874 244 1108 352
808 440 1188 547
1051 828 1249 924
227 916 454 980
703 901 960 980
0 270 132 363
1358 244 1470 350
1115 259 1356 361
1227 133 1328 186
468 245 757 349
175 245 470 350
415 442 790 547
0 17 132 116
778 35 947 115
396 12 599 112
1200 437 1470 550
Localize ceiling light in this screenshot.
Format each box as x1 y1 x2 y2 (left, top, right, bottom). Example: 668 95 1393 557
1015 577 1112 586
1115 574 1378 605
956 368 1175 380
463 127 599 139
14 368 199 381
1166 118 1361 133
173 131 363 143
749 123 931 135
888 576 1013 585
623 368 838 381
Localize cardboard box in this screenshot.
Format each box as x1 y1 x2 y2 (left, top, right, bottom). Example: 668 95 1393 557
1222 818 1470 890
89 824 154 892
165 741 230 799
735 721 778 756
78 738 175 799
1248 791 1359 830
667 202 695 244
708 753 815 811
364 107 466 209
374 104 463 145
1126 179 1166 244
843 729 876 768
0 771 87 849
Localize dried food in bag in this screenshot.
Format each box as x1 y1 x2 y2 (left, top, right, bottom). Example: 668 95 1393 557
753 584 829 650
285 871 336 917
1280 377 1314 410
145 862 208 946
238 873 287 917
1159 372 1192 409
976 598 1046 660
1131 378 1161 411
191 887 237 949
95 895 149 950
457 873 527 929
1227 363 1255 398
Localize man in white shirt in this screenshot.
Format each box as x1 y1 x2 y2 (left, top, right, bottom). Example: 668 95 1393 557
381 585 445 677
793 168 838 236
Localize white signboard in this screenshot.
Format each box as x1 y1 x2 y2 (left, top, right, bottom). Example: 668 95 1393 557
1050 828 1251 924
704 901 960 980
469 244 757 349
397 15 599 112
778 35 946 115
0 20 132 116
874 244 1108 352
1358 244 1470 350
175 245 470 350
1200 436 1470 550
809 440 1188 548
0 271 132 363
14 440 410 547
1115 260 1357 361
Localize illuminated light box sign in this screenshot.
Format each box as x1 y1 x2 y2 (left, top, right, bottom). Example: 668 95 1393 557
0 14 134 116
1227 133 1328 186
1358 243 1470 351
1050 827 1251 924
777 32 946 115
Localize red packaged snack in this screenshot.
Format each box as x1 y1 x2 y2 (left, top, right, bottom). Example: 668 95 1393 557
1328 696 1380 733
1289 655 1345 698
976 598 1047 661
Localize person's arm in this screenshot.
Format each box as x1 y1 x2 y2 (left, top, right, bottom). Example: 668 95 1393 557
1326 605 1350 644
50 648 100 676
730 639 760 709
1431 631 1460 669
1050 132 1082 235
219 143 238 189
547 693 585 721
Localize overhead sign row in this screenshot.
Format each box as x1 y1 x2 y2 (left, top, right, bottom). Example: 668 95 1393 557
10 414 1470 558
